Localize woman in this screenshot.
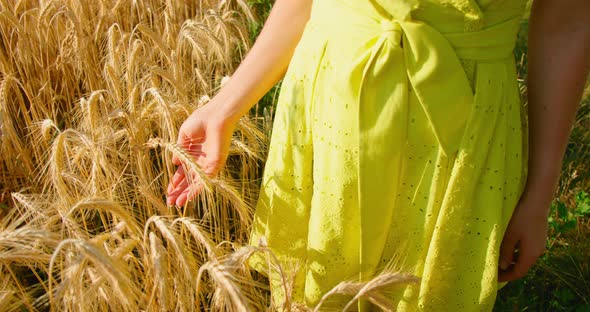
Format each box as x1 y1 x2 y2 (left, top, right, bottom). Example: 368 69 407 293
166 0 590 310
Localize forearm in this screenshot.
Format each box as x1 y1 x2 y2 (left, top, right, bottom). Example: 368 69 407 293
212 0 313 124
524 0 590 208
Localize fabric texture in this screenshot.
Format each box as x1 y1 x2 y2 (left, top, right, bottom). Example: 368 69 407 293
247 0 529 311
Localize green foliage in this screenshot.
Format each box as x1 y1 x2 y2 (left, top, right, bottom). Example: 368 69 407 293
495 234 590 311
246 0 280 119
575 191 590 215
245 0 274 43
496 190 590 311
547 190 590 237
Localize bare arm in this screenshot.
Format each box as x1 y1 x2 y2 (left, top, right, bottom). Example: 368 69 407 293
167 0 313 206
214 0 313 125
498 0 590 282
522 0 590 213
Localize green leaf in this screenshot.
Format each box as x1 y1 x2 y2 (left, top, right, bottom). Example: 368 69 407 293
575 190 590 215
557 201 568 218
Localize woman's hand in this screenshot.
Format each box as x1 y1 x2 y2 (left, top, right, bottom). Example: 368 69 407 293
497 188 550 282
164 0 313 207
166 101 238 207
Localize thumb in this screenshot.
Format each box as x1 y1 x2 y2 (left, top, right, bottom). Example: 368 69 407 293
172 154 181 166
499 231 517 271
203 127 229 177
172 129 188 166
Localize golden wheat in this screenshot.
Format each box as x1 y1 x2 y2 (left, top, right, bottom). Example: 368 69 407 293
0 0 420 311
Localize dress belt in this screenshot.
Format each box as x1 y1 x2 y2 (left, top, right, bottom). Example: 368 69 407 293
353 12 522 282
359 15 521 160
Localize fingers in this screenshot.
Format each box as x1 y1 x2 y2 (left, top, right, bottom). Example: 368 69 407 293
174 180 204 207
172 132 187 166
169 125 221 206
200 132 226 178
172 136 205 166
497 244 518 282
167 174 188 206
498 231 517 272
499 234 546 282
166 165 208 207
498 228 519 283
498 240 538 282
167 166 186 194
172 155 181 166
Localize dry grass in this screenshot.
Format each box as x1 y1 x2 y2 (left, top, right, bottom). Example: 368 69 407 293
0 0 418 311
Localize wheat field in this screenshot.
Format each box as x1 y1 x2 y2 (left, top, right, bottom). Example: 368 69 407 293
0 1 419 311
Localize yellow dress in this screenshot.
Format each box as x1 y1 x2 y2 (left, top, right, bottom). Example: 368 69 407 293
247 0 529 311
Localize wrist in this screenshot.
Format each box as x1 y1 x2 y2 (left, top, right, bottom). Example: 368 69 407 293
211 85 256 127
524 165 560 194
520 177 558 218
197 95 244 129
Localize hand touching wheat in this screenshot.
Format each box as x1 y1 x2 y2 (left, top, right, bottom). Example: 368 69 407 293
166 101 237 206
